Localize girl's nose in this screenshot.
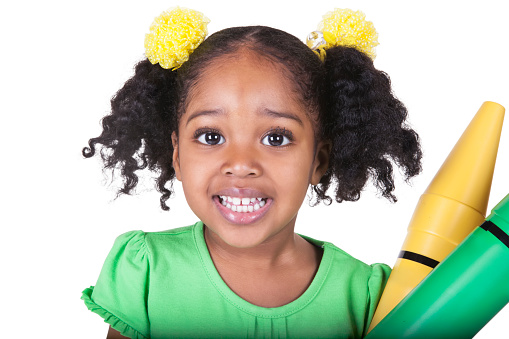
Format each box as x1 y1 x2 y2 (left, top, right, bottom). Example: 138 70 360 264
220 145 262 178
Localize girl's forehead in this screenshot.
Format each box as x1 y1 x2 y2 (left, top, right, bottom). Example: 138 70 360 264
199 50 289 85
186 49 310 116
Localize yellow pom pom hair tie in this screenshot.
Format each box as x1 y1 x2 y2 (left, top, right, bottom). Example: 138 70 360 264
307 8 379 61
144 7 210 70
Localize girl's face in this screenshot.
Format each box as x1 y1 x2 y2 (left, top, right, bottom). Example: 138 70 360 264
173 50 329 249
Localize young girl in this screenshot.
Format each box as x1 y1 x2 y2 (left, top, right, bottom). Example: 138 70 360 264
82 7 422 338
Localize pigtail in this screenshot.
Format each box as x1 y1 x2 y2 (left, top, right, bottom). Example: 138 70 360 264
315 46 422 204
83 59 179 210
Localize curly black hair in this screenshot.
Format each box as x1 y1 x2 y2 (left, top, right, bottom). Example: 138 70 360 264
83 26 422 210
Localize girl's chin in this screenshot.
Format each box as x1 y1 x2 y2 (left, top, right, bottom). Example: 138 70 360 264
213 195 273 225
203 224 265 249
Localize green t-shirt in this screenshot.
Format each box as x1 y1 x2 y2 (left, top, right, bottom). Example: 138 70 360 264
82 221 390 338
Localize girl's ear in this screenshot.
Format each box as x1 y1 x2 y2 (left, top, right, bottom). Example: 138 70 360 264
310 140 331 185
172 132 182 181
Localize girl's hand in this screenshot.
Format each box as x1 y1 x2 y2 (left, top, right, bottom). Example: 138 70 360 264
106 326 129 339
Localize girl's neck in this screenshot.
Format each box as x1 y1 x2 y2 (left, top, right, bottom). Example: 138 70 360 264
203 223 323 307
203 223 314 270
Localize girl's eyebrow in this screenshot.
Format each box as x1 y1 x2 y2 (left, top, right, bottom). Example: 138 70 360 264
186 109 224 126
263 109 303 126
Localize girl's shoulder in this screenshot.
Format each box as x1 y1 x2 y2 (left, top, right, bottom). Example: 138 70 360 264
81 222 204 338
301 233 391 280
143 222 201 250
298 233 391 334
113 223 199 252
118 222 212 264
98 223 201 273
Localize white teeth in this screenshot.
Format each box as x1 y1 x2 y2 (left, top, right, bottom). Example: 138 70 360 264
219 195 268 213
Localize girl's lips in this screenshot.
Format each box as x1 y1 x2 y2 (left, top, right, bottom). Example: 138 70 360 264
213 195 272 225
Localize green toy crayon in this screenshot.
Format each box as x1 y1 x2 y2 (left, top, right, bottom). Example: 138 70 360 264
366 194 509 339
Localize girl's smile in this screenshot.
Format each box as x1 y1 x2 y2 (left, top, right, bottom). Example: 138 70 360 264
172 49 329 249
213 188 273 225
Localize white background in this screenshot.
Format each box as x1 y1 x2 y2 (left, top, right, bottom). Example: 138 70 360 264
2 0 508 337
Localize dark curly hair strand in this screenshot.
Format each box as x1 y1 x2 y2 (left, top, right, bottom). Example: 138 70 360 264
314 46 422 204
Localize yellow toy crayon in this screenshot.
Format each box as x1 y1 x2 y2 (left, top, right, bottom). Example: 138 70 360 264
368 101 505 332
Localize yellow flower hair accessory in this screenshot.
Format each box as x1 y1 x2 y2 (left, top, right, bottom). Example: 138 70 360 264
307 8 379 61
144 7 210 70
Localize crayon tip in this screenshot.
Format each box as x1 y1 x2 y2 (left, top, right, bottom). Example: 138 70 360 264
426 101 505 215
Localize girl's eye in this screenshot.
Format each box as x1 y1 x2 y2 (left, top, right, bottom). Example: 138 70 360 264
261 133 291 147
197 132 225 145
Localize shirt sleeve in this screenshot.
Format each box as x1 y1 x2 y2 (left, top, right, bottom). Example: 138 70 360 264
363 263 391 336
81 231 150 339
